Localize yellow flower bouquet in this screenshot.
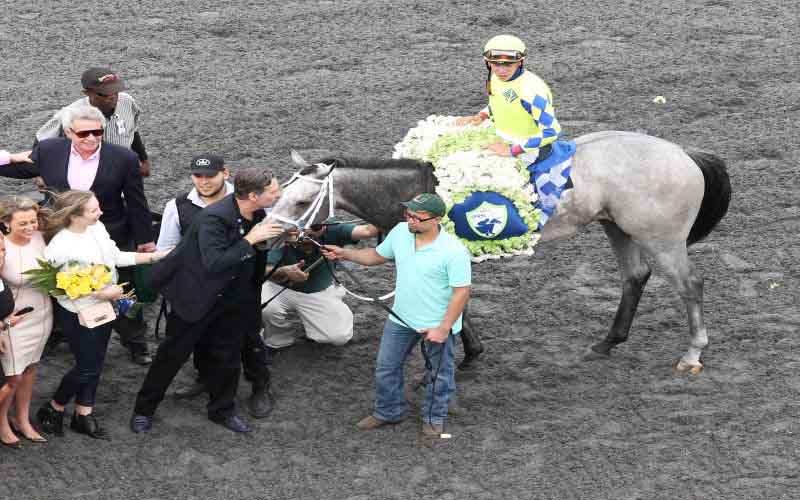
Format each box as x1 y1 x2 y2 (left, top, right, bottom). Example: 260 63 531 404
24 259 113 300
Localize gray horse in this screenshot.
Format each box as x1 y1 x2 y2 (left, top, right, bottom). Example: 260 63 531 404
269 131 731 375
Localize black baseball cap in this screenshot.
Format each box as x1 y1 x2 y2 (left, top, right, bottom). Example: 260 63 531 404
190 154 225 175
81 67 126 93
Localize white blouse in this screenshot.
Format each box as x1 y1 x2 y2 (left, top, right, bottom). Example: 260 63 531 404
44 221 137 313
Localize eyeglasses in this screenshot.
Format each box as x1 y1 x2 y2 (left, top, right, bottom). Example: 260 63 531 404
71 129 104 138
404 210 438 223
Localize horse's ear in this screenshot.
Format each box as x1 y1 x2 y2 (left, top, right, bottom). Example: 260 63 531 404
291 149 311 168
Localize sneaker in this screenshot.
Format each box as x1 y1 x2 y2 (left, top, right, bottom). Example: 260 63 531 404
356 415 402 430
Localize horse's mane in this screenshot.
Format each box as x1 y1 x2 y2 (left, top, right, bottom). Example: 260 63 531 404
300 157 427 173
299 157 437 191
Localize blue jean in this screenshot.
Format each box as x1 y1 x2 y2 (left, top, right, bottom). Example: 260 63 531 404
374 320 456 425
52 303 113 407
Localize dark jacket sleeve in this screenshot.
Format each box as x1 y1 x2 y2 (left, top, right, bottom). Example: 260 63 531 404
121 151 153 244
0 281 14 319
197 213 257 274
131 131 148 161
0 145 41 179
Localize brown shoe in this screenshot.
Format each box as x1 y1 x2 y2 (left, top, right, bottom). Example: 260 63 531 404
421 422 443 436
356 415 401 430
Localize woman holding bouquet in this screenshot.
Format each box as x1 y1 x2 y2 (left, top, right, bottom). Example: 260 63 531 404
35 190 167 440
0 196 53 447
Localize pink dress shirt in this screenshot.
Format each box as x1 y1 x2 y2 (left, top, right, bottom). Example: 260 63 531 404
0 150 9 166
66 144 101 190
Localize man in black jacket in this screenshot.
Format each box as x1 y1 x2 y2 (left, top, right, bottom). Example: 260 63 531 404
0 104 156 364
131 167 284 434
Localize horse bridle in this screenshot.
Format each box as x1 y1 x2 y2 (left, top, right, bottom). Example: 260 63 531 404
268 162 337 238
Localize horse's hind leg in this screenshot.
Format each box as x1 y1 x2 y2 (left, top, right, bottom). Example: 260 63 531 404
587 221 652 359
644 241 707 375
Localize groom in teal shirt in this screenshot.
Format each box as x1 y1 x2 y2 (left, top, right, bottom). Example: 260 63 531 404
321 193 471 436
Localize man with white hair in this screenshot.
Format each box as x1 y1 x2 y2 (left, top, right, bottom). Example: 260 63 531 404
36 67 151 177
0 104 155 363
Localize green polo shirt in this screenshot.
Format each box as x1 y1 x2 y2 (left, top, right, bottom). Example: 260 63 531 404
376 223 471 333
267 223 357 294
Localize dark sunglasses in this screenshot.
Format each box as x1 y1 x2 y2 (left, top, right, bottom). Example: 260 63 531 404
404 210 437 223
71 128 104 138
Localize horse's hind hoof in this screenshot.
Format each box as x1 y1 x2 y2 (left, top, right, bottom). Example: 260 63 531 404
583 344 612 361
458 352 482 371
672 359 703 376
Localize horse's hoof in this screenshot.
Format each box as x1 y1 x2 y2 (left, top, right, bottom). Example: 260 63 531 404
672 359 703 376
583 346 611 361
458 352 482 371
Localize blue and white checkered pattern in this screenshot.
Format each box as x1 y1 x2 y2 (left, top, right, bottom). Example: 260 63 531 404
527 140 576 229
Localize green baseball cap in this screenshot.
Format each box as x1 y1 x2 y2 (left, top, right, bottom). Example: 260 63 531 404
401 193 447 217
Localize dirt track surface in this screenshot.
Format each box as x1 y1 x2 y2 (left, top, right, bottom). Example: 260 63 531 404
1 1 799 499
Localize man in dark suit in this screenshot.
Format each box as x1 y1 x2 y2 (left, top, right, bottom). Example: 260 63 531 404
0 103 156 364
130 167 285 434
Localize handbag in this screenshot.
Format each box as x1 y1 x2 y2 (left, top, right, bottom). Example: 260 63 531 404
74 230 117 328
76 300 116 328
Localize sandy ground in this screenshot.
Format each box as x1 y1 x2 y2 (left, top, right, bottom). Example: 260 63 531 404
0 0 798 499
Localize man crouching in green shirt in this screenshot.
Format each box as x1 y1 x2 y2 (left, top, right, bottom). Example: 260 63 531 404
321 193 471 436
262 221 379 350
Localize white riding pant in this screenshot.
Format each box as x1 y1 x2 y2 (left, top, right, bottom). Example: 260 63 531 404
261 282 354 349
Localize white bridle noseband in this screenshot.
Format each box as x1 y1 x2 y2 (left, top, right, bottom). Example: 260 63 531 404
269 163 336 233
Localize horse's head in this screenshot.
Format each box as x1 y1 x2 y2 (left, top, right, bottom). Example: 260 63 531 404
268 150 337 230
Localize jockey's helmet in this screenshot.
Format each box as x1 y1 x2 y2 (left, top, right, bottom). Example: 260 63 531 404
483 35 527 63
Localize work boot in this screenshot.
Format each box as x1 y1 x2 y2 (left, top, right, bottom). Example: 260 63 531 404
246 385 274 419
356 415 402 430
422 422 444 436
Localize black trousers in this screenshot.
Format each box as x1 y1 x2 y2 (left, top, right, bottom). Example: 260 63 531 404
52 303 113 407
113 265 148 354
134 298 254 419
173 311 269 390
241 325 270 389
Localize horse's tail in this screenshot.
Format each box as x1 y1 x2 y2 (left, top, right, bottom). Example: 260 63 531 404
687 151 731 245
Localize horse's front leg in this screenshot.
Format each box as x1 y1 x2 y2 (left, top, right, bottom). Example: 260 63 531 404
585 222 651 359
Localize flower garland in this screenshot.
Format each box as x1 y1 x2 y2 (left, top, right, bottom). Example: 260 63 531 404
393 115 542 261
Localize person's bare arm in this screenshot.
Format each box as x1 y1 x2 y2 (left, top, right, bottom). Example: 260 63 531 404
320 245 387 266
351 224 380 241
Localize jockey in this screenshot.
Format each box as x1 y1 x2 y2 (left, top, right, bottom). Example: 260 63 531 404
457 35 562 165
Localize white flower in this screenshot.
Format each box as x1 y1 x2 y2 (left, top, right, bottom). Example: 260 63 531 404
392 115 541 260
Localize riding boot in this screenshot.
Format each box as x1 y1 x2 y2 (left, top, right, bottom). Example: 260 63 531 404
458 323 484 370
